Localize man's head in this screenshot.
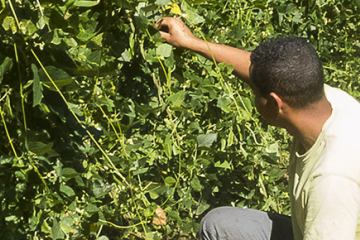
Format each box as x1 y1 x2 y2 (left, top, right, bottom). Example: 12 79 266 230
250 36 325 108
250 37 325 125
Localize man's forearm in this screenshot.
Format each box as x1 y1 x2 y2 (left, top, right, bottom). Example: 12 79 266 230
186 38 252 85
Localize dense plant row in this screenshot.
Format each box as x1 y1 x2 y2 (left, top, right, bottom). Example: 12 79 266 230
0 0 359 239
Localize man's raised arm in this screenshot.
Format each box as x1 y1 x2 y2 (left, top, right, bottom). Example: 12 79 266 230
156 17 252 85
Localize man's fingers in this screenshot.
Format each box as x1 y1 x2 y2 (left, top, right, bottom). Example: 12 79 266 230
156 18 171 34
159 31 170 41
155 18 163 29
156 17 185 32
155 18 169 29
155 17 191 48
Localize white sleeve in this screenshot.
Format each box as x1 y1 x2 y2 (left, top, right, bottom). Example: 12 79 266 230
303 175 360 240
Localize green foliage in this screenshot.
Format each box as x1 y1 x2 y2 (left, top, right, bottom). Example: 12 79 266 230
0 0 359 239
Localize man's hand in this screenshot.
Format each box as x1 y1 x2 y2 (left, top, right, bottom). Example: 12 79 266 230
156 17 251 84
156 17 197 49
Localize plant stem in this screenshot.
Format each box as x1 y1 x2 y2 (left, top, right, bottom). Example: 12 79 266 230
0 105 18 158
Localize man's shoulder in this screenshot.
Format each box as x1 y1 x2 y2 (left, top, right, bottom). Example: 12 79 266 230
315 85 360 182
325 84 360 110
323 84 360 137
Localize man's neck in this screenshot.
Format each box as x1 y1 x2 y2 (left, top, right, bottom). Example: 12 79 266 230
285 98 332 153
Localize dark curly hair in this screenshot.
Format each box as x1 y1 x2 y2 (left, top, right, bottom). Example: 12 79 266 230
250 37 325 108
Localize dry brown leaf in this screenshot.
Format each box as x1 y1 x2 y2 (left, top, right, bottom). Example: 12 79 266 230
153 206 167 226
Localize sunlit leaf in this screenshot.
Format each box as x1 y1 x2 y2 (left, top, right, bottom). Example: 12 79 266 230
164 176 176 187
168 91 186 107
74 0 100 7
217 95 232 112
190 176 202 192
196 202 210 215
164 133 172 158
2 16 17 33
214 160 231 169
98 236 109 240
68 103 83 116
156 43 173 57
197 133 217 148
184 9 205 25
52 218 65 240
60 185 76 197
156 0 170 5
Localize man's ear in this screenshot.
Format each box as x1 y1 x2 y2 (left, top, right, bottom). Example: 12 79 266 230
269 92 285 115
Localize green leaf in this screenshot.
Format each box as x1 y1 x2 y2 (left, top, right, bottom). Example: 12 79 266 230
4 95 13 117
164 176 176 187
218 62 234 75
2 16 16 33
184 8 205 25
292 11 302 23
164 133 172 158
68 103 83 116
5 215 18 222
60 216 74 234
243 97 253 112
156 43 173 57
0 156 13 164
54 160 63 180
60 185 76 197
40 66 71 81
20 19 37 36
31 64 43 107
168 91 186 107
86 203 99 213
0 57 13 84
196 202 210 215
28 142 53 155
36 16 46 30
52 218 65 240
62 168 80 178
29 215 39 231
148 184 166 199
197 133 217 148
92 180 111 198
87 50 101 64
217 95 232 112
52 29 61 45
164 52 175 68
156 0 170 5
98 236 110 240
118 49 132 62
180 221 194 234
266 142 279 154
285 4 297 14
74 0 100 7
190 176 202 192
77 20 98 41
133 167 149 175
42 218 51 233
39 66 73 91
214 160 231 169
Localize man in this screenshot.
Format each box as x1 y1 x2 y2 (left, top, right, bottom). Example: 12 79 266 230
157 17 360 240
